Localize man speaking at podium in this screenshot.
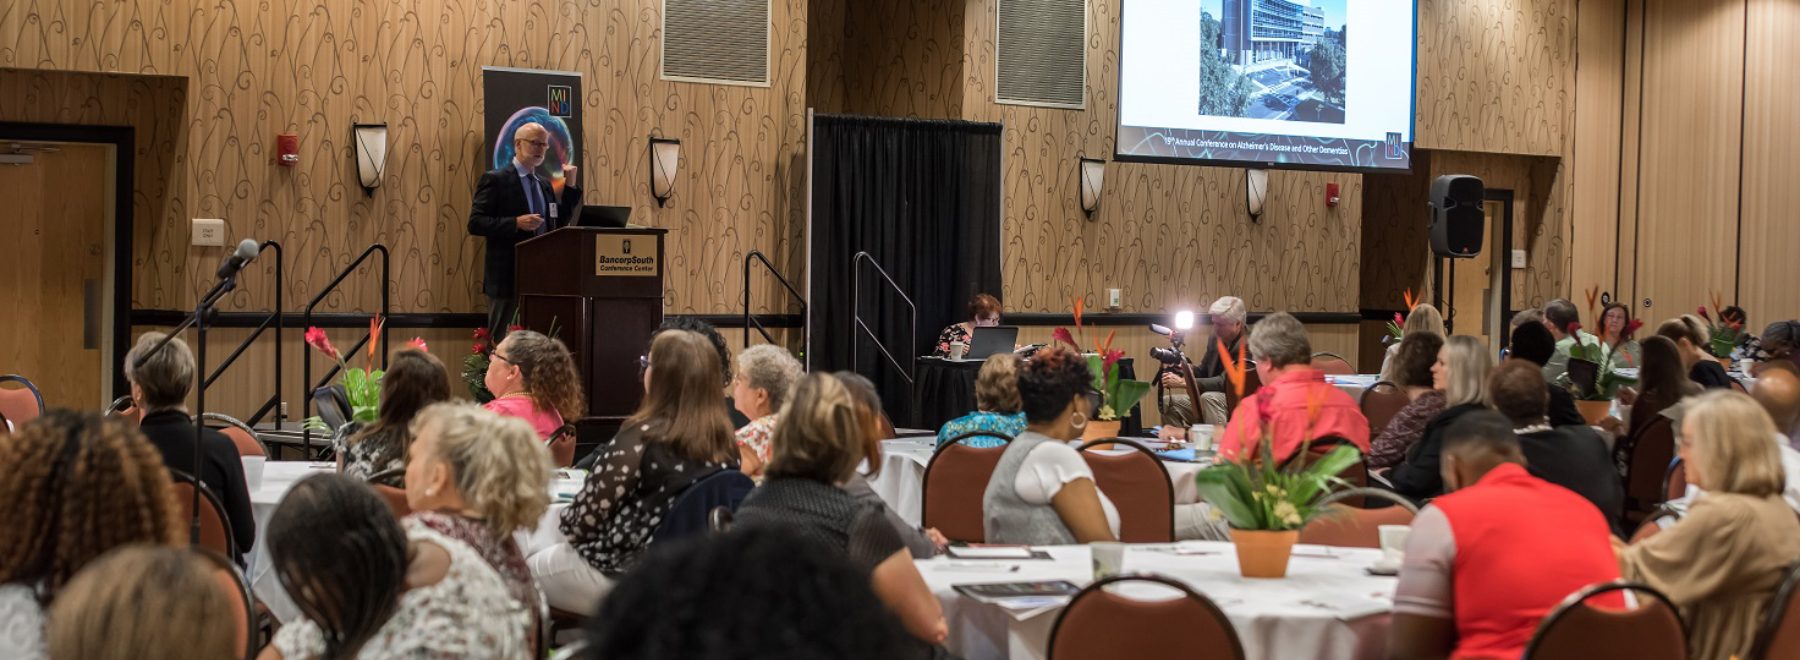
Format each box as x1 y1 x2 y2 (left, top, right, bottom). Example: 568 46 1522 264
468 122 582 338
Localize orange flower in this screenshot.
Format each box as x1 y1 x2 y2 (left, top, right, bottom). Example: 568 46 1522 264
367 315 385 369
1218 338 1248 399
1402 288 1417 310
1584 285 1600 319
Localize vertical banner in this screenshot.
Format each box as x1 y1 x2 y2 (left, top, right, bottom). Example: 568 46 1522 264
482 67 583 195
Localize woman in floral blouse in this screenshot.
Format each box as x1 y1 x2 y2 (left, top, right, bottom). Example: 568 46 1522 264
1368 333 1447 470
731 344 804 479
266 474 528 659
527 330 739 615
933 293 1003 357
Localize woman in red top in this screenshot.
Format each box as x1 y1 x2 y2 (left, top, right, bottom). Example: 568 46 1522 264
1218 312 1371 463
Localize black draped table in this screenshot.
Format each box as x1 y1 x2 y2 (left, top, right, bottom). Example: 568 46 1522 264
913 357 1141 435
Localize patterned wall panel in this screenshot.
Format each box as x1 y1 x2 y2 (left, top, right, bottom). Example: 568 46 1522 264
961 0 1364 315
842 0 964 119
1415 0 1574 156
1 0 809 316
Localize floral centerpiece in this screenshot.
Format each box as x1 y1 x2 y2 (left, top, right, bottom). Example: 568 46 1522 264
1052 297 1150 438
301 316 427 431
1697 292 1744 362
1561 287 1640 424
1193 347 1360 578
1383 288 1419 346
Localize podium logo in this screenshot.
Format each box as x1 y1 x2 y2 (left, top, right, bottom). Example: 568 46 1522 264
622 240 633 255
547 86 574 117
595 235 657 277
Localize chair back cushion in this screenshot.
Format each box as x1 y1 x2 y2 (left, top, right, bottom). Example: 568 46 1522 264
203 414 267 458
922 442 1011 543
1360 382 1411 436
1751 563 1800 660
1624 417 1677 520
1311 355 1356 376
0 375 44 427
1662 459 1686 503
653 469 754 544
1049 575 1245 660
1079 440 1174 542
1524 583 1685 660
197 550 257 658
171 474 235 558
1298 503 1416 548
372 484 412 518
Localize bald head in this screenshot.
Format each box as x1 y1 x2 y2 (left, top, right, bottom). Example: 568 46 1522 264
513 122 549 168
1754 365 1800 435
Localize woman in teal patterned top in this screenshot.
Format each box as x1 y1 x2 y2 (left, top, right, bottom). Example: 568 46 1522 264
937 353 1027 448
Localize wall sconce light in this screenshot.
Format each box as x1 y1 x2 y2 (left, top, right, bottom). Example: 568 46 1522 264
1079 156 1106 218
1246 168 1269 221
352 124 388 195
649 135 681 207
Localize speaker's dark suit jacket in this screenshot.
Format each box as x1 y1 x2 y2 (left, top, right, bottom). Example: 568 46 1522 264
467 164 583 298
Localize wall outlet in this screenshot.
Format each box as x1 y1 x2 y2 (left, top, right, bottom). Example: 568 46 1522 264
192 218 226 246
1106 288 1123 309
1511 249 1528 269
279 401 289 419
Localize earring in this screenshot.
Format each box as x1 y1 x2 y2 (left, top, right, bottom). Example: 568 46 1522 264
425 488 437 497
1070 411 1088 431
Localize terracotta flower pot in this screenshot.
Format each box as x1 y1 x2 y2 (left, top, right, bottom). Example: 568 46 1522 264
1081 419 1122 445
1575 399 1613 426
1229 528 1299 578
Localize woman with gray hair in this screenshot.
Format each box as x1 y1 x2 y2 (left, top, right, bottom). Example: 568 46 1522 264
732 344 805 478
1380 335 1496 500
122 332 257 560
1216 312 1370 464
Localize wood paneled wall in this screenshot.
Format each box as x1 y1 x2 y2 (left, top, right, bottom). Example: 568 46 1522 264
1414 0 1574 156
1 0 809 316
960 0 1364 315
1569 0 1800 327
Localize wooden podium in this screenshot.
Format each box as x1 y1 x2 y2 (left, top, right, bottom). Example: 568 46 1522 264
515 227 667 448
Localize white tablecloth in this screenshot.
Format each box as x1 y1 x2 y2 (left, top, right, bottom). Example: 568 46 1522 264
247 461 583 622
1325 374 1381 402
919 543 1396 660
867 439 1211 529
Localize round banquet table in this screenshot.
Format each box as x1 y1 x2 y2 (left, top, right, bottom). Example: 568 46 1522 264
917 543 1396 660
915 357 1141 435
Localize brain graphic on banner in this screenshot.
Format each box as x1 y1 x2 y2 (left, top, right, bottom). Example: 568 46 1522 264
483 67 583 193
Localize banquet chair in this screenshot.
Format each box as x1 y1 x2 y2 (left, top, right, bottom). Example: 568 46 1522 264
171 471 237 559
1283 436 1368 506
202 412 268 458
195 548 259 659
1048 574 1245 660
0 410 8 435
547 424 577 468
922 440 1012 543
651 469 754 544
0 374 45 427
1310 352 1356 376
365 468 411 517
106 395 144 425
942 429 1015 449
1522 581 1686 659
1078 438 1174 542
1623 417 1677 525
1662 457 1687 503
1749 562 1800 660
1298 488 1418 548
1359 381 1410 436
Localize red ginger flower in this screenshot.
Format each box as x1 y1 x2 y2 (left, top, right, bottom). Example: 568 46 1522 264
304 327 341 361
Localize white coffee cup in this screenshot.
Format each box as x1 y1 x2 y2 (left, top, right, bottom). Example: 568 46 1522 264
1378 524 1410 564
949 342 968 360
1090 541 1126 579
1188 424 1216 452
241 456 267 491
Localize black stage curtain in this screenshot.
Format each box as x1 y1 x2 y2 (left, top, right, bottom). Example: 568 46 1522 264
808 115 1003 428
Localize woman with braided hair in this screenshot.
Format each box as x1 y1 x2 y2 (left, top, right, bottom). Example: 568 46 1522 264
0 409 182 660
484 330 586 441
264 473 529 659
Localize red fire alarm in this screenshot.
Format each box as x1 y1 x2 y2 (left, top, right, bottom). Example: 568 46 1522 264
275 133 300 166
1326 182 1340 207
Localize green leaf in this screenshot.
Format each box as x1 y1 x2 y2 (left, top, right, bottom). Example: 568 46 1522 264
1195 467 1260 529
1107 379 1151 420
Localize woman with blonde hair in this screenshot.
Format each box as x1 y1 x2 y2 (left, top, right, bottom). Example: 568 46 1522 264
0 410 182 660
529 330 738 615
47 546 236 660
1380 303 1447 382
1620 390 1800 659
1383 335 1496 500
730 343 805 478
484 329 587 440
405 402 552 612
937 353 1026 448
737 372 948 647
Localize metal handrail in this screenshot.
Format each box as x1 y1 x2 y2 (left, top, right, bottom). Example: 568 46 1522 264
741 250 808 349
200 241 284 427
850 251 916 385
300 244 390 456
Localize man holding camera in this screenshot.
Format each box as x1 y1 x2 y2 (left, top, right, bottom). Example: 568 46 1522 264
1157 296 1248 427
